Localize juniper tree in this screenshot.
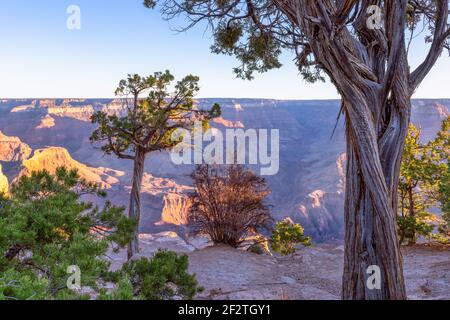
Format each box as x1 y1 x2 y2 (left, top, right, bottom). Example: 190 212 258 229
439 167 450 234
434 117 450 236
398 124 436 244
398 117 450 243
145 0 450 299
90 71 220 259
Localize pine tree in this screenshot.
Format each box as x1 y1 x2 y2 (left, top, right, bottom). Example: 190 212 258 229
90 71 220 259
0 168 135 300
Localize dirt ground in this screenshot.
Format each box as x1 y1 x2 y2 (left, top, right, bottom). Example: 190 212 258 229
108 233 450 300
189 244 450 300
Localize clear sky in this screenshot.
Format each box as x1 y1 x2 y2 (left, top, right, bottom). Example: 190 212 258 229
0 0 449 99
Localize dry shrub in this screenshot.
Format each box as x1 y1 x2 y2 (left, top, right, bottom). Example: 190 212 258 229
188 164 273 247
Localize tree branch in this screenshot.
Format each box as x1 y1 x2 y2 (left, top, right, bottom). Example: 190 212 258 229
410 0 450 91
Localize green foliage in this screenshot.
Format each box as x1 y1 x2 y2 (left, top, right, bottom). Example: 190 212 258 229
436 118 450 222
439 166 450 235
104 250 202 300
397 216 434 243
211 25 282 80
98 276 134 300
270 220 311 255
143 0 156 9
247 243 266 255
144 1 333 82
398 117 450 244
0 168 135 300
90 70 220 160
213 23 243 50
299 65 326 83
0 269 49 300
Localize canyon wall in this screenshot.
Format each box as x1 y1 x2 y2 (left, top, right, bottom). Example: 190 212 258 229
0 98 448 242
0 164 8 195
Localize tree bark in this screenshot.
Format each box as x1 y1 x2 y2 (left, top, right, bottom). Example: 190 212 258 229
127 147 146 260
293 3 410 297
268 0 446 300
342 96 409 300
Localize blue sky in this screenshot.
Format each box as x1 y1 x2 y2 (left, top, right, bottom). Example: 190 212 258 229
0 0 449 99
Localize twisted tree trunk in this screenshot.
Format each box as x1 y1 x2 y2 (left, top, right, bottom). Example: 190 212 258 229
342 97 410 299
274 0 412 299
127 147 146 260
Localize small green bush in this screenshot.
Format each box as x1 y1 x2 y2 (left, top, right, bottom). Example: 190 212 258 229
106 250 203 300
270 220 311 255
0 269 50 300
98 276 134 300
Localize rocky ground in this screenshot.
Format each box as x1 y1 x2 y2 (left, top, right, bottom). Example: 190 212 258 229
108 232 450 300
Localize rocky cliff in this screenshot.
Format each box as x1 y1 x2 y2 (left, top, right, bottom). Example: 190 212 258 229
36 115 56 129
412 101 450 141
8 99 123 122
0 164 8 194
18 147 121 189
0 131 32 162
160 193 192 226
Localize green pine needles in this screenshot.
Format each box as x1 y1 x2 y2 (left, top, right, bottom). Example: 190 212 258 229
0 167 135 300
101 250 203 300
270 220 312 256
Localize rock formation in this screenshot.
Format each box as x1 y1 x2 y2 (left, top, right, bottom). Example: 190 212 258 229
212 117 245 128
0 131 32 162
18 147 120 188
412 101 450 141
0 164 9 194
137 173 193 230
160 193 191 226
46 106 96 122
36 115 56 129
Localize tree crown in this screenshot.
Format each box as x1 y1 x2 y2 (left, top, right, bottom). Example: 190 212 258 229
145 1 450 95
0 168 135 299
90 70 220 159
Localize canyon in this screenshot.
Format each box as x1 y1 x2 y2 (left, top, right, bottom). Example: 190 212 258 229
0 98 448 242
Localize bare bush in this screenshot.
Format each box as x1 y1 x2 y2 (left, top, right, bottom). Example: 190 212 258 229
188 164 273 247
